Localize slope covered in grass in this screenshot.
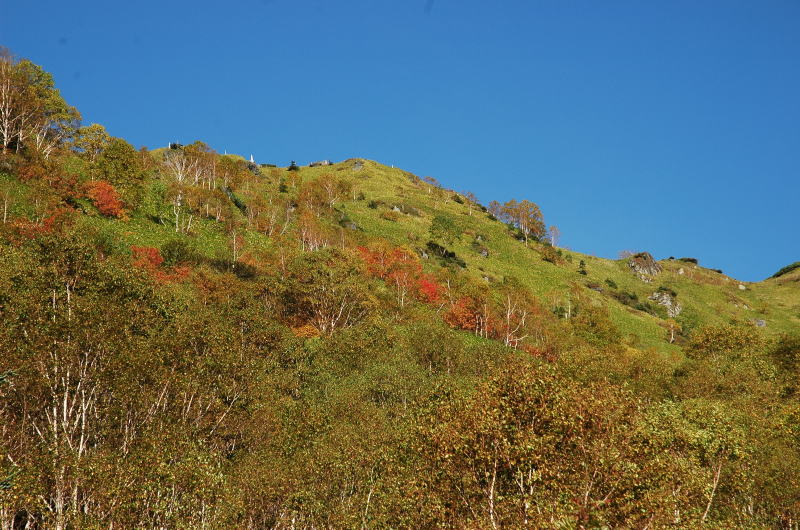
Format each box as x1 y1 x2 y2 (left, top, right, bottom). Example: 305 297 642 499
1 53 799 528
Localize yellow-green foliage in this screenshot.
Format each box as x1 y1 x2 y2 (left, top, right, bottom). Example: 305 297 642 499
4 54 800 529
687 323 765 359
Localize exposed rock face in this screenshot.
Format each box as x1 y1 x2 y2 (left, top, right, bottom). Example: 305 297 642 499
738 284 747 290
649 291 682 317
629 252 662 282
391 204 422 217
754 319 767 328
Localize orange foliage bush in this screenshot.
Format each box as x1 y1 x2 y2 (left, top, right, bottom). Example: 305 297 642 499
358 245 417 279
14 158 81 200
358 244 450 307
444 297 482 331
86 180 125 218
292 324 321 339
523 344 558 363
131 246 164 269
8 207 74 242
131 245 189 284
162 266 191 283
15 160 47 182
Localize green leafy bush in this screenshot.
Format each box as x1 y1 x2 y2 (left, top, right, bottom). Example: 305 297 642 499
610 290 638 306
770 334 800 373
770 261 800 279
429 215 460 245
657 285 678 297
426 241 466 268
634 301 661 317
541 245 563 265
161 239 202 266
687 324 765 359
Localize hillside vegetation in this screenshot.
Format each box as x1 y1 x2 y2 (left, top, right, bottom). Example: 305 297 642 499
1 50 800 529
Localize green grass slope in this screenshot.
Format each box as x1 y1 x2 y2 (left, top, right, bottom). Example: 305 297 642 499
7 153 792 353
293 158 797 351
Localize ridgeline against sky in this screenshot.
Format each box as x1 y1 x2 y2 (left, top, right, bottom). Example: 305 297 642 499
3 0 797 280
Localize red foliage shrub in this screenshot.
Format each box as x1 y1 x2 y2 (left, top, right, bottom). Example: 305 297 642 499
131 246 164 270
16 160 81 199
8 207 75 242
15 160 47 182
523 344 558 363
131 245 190 284
86 180 125 218
159 265 191 284
358 245 417 279
418 275 443 304
358 244 451 306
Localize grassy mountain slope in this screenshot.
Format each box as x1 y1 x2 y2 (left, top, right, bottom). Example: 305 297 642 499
6 52 800 528
283 158 799 346
2 147 800 527
8 153 792 353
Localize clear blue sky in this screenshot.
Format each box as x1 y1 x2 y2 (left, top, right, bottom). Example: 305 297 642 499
3 0 798 281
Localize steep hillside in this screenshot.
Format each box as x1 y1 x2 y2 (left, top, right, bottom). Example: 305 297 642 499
1 54 799 528
14 153 790 354
299 158 799 346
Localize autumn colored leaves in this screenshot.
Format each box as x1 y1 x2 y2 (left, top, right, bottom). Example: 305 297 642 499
86 180 124 218
357 243 548 353
357 245 441 307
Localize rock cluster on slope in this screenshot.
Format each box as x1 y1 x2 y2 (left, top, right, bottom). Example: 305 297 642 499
629 252 662 282
648 290 682 317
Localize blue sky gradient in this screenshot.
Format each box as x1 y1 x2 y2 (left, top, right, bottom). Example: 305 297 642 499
3 0 798 280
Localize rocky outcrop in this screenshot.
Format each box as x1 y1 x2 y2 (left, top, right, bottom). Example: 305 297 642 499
629 252 662 282
648 290 682 317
